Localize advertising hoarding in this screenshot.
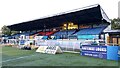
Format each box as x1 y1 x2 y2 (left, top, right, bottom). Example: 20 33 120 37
81 45 107 59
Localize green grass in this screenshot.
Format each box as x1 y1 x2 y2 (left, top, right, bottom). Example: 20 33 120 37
1 46 119 66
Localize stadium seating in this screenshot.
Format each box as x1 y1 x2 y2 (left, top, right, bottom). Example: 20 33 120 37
51 30 76 39
21 32 36 36
7 32 37 39
53 30 76 36
42 36 48 40
7 27 105 40
8 33 20 39
75 27 105 35
77 35 97 39
35 31 56 36
74 27 106 39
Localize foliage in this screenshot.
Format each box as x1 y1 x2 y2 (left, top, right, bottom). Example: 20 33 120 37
1 25 11 35
1 25 19 36
111 18 120 29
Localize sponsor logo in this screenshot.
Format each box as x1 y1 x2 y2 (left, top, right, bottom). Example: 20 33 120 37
81 46 107 59
82 46 107 52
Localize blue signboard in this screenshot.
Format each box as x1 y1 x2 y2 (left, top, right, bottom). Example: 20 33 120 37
19 40 25 45
81 45 107 59
81 45 120 60
107 46 119 61
118 46 120 60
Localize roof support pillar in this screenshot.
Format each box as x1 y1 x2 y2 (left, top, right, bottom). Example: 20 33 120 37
10 30 11 36
78 24 80 29
66 23 68 38
44 24 46 36
35 30 37 32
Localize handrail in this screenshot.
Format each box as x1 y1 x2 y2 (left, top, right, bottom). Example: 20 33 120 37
81 43 120 46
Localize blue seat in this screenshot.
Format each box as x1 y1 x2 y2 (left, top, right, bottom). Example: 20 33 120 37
53 30 76 36
75 27 105 35
42 36 48 40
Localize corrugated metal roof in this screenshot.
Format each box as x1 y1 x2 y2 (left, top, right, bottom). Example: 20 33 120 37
7 4 110 31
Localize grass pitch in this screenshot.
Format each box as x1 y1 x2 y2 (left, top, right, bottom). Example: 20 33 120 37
1 46 119 66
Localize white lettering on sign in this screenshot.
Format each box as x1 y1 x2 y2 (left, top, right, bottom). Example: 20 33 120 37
82 47 87 50
44 46 62 54
96 48 106 52
82 46 107 52
89 47 94 51
93 54 98 57
84 53 92 56
82 47 95 51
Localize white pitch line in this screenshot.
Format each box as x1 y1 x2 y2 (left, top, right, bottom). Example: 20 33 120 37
0 54 37 63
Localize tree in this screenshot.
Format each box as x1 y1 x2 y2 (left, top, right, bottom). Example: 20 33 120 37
1 25 18 35
1 25 19 36
111 18 120 29
1 25 11 35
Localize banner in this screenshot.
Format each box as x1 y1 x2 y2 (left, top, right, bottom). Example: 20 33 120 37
36 46 62 54
81 45 120 60
81 45 107 59
45 46 63 54
19 40 25 45
36 46 48 53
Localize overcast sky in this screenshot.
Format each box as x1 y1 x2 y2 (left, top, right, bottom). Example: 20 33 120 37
0 0 119 29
